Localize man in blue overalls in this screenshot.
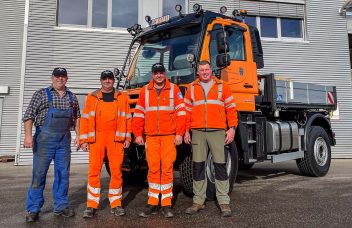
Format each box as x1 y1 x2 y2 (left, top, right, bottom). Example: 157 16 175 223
23 67 81 223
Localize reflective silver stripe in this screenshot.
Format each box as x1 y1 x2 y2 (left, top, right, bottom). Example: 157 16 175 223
133 113 145 118
184 98 192 106
145 84 175 112
80 134 88 139
161 183 173 191
224 95 234 104
148 191 160 199
90 111 95 116
190 84 195 102
161 192 173 200
109 195 122 203
88 132 95 137
109 188 122 195
88 193 100 204
117 112 132 119
175 103 185 110
115 132 132 138
207 100 224 105
135 105 145 113
193 100 224 106
226 103 236 109
177 111 186 116
146 106 174 111
81 113 89 119
218 83 223 100
87 184 100 194
169 83 174 108
145 88 149 111
185 107 192 111
149 182 161 191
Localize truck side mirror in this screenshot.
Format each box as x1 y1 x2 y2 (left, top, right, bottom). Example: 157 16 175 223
216 54 230 68
113 68 120 77
216 32 229 54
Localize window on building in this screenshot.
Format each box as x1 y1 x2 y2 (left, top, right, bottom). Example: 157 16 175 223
92 0 108 28
281 18 303 38
260 17 278 38
58 0 88 26
244 16 257 28
57 0 188 29
112 0 138 28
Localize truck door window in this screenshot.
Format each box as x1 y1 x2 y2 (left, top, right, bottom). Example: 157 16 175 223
226 27 246 61
209 24 223 72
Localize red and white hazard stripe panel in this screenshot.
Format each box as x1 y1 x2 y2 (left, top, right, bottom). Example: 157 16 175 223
327 91 335 105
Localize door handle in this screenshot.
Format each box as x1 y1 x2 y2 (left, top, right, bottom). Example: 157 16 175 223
243 84 253 88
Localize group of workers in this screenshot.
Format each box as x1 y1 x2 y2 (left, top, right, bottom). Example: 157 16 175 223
23 60 238 223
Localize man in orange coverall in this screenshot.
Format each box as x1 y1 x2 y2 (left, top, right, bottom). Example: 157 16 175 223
80 70 132 218
132 63 186 218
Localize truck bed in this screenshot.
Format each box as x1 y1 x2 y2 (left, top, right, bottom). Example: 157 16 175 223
257 74 337 111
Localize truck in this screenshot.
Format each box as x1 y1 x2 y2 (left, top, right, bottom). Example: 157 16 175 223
107 3 337 199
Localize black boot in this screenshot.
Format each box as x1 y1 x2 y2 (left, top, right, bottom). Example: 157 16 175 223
139 205 158 218
25 212 39 223
54 207 75 217
161 206 174 218
83 207 96 218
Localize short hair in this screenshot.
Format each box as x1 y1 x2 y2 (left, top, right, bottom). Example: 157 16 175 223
198 60 211 66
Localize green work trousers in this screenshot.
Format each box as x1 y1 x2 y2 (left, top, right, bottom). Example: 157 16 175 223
191 129 230 205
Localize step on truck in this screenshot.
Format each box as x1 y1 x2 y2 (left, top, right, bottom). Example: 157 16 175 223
109 4 337 199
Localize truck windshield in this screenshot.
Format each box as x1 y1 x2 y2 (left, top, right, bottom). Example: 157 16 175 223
127 25 200 87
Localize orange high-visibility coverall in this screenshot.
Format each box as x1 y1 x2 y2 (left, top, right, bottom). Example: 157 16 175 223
80 89 132 209
184 76 238 131
132 78 185 206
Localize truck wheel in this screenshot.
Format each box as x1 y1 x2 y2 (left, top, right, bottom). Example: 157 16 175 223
180 156 194 197
296 126 331 177
206 142 238 201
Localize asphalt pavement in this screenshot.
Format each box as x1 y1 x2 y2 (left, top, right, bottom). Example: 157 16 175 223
0 159 351 227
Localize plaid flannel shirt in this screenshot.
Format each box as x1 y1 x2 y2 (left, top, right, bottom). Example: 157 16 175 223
23 86 81 127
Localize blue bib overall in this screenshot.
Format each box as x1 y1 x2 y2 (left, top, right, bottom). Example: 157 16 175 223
26 87 73 213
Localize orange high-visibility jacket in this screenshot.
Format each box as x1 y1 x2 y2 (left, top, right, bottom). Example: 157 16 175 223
132 78 186 137
79 89 132 144
184 76 238 131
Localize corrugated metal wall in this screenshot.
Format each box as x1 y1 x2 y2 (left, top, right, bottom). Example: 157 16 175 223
16 0 352 164
0 0 24 156
17 0 133 164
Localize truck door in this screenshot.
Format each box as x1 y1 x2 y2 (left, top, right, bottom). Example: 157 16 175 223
201 19 259 111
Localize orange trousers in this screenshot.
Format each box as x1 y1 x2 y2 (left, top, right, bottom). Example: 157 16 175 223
86 101 124 209
146 135 176 206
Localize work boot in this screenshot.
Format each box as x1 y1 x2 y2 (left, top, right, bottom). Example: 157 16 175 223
139 205 158 218
161 206 174 218
111 206 126 217
54 207 75 217
26 212 39 223
83 207 96 218
185 203 205 215
219 204 232 217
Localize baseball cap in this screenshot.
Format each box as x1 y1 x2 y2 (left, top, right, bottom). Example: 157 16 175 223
151 63 165 73
52 67 67 77
100 70 114 79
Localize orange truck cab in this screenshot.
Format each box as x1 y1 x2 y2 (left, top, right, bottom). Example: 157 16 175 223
111 4 337 199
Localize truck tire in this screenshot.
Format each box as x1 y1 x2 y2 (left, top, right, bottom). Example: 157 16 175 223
206 141 238 200
180 156 194 197
296 126 331 177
